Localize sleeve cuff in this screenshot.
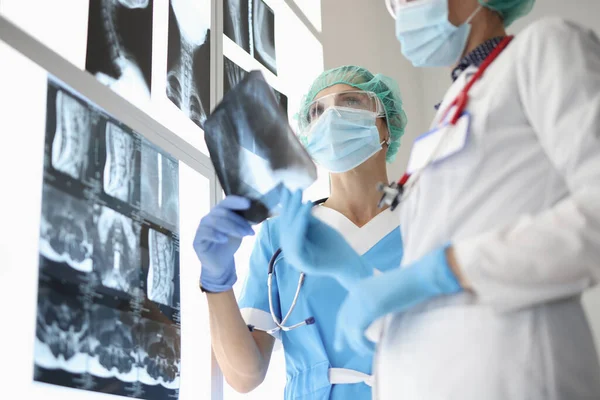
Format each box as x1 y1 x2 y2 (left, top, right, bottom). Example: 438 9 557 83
240 307 283 347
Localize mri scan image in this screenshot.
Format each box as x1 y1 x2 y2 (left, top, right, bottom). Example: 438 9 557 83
252 0 277 75
93 206 142 295
103 121 140 204
39 185 94 272
141 140 179 228
147 229 177 307
86 0 154 106
34 280 90 374
166 0 211 128
137 319 181 387
88 305 139 382
50 90 93 181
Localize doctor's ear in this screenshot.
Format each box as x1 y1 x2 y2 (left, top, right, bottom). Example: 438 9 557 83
376 118 390 142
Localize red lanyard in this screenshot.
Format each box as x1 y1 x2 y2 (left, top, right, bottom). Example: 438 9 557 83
397 35 515 188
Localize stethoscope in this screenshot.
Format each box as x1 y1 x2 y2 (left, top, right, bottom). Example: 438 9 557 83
266 197 328 335
378 35 515 211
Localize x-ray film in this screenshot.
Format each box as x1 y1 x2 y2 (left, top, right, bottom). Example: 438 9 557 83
223 56 287 115
223 0 277 75
147 229 177 307
93 206 142 295
51 90 93 180
166 0 211 128
103 121 140 203
252 0 277 75
35 77 181 400
86 0 154 107
204 70 317 224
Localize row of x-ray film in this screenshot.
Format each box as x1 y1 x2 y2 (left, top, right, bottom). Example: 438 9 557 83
35 78 182 400
223 0 278 76
85 0 211 129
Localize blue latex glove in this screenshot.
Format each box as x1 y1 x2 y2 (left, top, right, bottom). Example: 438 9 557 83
193 196 255 292
278 189 373 289
334 246 463 355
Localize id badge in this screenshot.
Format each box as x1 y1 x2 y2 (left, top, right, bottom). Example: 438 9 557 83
406 111 471 175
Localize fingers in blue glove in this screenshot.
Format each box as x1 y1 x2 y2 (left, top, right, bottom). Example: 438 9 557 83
292 200 313 237
279 187 292 205
280 189 303 224
194 226 229 244
210 207 255 236
219 195 252 211
202 212 254 238
334 322 375 356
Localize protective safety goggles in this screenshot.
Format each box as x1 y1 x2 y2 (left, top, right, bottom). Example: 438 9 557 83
385 0 429 19
301 90 385 131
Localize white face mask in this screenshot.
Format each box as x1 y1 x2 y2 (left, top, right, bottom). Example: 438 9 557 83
395 0 482 67
304 107 386 173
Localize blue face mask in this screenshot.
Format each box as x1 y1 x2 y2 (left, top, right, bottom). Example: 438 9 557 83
395 0 482 68
305 107 385 173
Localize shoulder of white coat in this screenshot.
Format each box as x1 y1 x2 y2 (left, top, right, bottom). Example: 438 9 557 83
515 17 597 54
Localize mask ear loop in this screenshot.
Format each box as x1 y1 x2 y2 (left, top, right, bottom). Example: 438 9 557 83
466 4 483 25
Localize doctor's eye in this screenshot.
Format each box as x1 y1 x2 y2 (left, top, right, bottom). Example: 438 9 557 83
308 103 325 122
337 92 372 110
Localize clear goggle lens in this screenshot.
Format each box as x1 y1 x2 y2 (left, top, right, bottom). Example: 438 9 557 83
301 90 384 131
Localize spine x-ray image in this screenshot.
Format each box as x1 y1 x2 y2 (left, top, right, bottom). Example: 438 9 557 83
166 0 211 128
36 78 181 400
103 121 140 204
35 277 90 375
86 0 154 105
147 229 177 308
137 319 181 387
141 140 179 229
223 0 250 52
93 206 142 295
39 185 94 273
50 90 93 181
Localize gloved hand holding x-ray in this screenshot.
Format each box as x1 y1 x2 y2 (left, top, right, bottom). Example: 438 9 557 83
204 71 317 224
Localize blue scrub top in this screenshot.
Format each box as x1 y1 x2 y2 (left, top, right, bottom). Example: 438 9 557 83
238 207 403 400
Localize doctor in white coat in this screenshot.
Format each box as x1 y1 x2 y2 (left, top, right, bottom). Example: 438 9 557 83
277 0 600 398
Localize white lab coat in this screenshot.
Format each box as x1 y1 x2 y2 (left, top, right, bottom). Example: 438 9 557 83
374 18 600 400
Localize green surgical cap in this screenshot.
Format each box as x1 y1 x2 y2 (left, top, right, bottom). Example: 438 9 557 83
479 0 535 26
297 65 408 163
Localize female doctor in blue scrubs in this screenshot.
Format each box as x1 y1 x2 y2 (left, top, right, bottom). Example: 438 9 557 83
280 0 600 399
193 65 408 399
